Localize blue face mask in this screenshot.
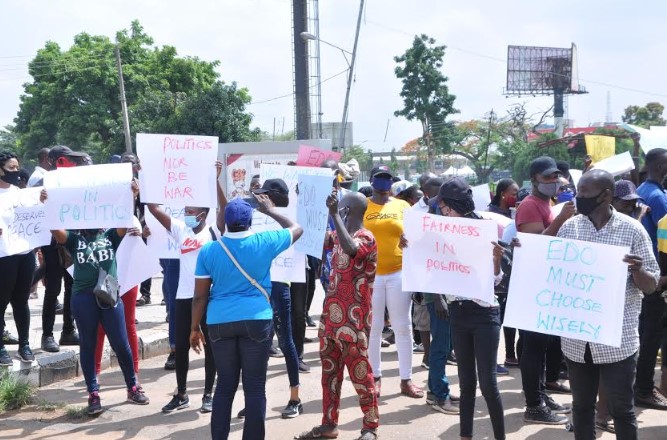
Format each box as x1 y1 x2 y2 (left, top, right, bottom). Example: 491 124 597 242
371 177 392 192
184 215 201 228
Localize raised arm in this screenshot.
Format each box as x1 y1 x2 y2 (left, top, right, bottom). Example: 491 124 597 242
146 203 172 232
215 160 227 233
255 193 303 242
326 191 358 256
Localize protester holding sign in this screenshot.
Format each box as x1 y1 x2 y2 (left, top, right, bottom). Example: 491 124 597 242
555 170 659 439
44 181 150 416
428 177 506 440
516 156 575 425
147 161 224 414
296 190 379 440
363 165 421 399
190 196 303 440
0 151 37 365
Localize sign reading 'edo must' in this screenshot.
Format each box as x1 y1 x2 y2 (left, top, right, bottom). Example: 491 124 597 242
504 232 628 347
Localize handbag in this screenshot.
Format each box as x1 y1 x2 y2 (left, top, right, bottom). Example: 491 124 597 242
217 239 270 303
83 237 120 309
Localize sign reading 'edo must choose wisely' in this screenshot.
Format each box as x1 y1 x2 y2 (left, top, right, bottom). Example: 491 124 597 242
402 210 498 304
504 232 628 347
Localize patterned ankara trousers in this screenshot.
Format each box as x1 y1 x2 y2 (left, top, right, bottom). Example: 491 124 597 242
320 336 379 430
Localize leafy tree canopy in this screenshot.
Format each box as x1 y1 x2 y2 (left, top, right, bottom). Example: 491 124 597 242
14 20 260 163
622 102 666 128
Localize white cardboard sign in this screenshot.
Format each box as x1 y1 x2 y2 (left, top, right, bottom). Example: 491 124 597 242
294 174 332 258
0 187 51 256
504 232 628 347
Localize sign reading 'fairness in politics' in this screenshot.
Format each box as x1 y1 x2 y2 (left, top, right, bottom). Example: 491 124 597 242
401 210 498 304
0 187 51 257
294 174 332 258
503 232 628 347
137 133 219 207
44 163 134 229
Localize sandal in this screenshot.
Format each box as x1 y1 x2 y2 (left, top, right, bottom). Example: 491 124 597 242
400 382 424 399
595 420 615 434
294 426 339 439
356 429 378 440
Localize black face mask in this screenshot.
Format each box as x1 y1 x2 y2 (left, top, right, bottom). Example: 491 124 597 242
0 169 20 186
576 191 605 216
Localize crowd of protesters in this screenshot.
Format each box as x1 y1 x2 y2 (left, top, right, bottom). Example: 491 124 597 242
1 143 667 440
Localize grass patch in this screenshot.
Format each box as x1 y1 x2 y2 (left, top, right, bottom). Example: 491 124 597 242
65 405 88 419
36 399 64 412
0 370 34 411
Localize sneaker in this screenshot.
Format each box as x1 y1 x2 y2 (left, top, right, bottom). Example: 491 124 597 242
162 394 189 413
413 343 425 353
127 385 150 405
298 360 311 373
59 330 80 346
87 392 103 416
421 361 429 370
524 403 568 425
0 347 12 365
635 387 667 410
306 316 316 327
164 352 176 370
357 430 378 440
201 394 212 413
41 335 60 353
2 330 19 345
237 408 246 418
447 352 457 365
281 399 303 419
269 345 283 358
496 364 510 376
55 302 64 314
136 295 151 306
432 397 460 415
544 395 571 414
18 345 35 362
426 391 436 405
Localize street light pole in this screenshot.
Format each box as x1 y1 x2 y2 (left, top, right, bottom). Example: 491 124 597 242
339 0 364 153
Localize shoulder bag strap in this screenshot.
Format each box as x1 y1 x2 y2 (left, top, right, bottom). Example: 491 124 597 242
217 239 271 303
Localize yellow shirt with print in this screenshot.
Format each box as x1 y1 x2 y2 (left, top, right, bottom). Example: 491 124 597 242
363 198 410 275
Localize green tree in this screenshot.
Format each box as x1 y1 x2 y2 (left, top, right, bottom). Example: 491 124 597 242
511 134 570 184
394 34 458 170
389 148 400 176
14 20 259 162
0 126 18 152
622 102 666 128
342 144 373 172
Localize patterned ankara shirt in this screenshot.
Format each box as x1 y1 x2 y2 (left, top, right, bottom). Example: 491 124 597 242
319 229 378 347
558 209 659 364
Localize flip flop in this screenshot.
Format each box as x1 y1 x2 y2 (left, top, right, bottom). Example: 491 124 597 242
294 426 339 439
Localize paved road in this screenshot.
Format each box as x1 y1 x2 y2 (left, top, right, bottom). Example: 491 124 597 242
1 283 665 439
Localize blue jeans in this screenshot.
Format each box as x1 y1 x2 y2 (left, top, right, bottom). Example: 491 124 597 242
71 290 137 393
208 319 273 440
271 282 300 387
160 258 179 348
427 302 451 400
450 301 505 440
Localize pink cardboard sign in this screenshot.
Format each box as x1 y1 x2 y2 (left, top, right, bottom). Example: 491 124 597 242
296 145 341 167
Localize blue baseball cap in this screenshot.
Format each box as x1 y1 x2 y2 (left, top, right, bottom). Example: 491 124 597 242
225 198 253 229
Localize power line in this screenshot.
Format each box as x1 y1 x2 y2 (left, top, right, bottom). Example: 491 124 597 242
248 68 349 105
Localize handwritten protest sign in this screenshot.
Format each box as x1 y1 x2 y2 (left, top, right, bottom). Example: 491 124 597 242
44 163 134 229
471 184 491 211
260 164 333 216
226 153 294 199
402 210 498 303
585 135 616 163
0 187 51 257
504 232 628 347
294 174 331 257
137 133 218 207
145 204 216 259
251 209 306 282
117 233 162 294
296 145 341 167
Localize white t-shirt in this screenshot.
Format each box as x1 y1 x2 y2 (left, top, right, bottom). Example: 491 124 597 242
27 166 47 187
169 218 219 299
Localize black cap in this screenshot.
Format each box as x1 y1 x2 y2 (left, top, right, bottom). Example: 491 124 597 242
370 165 393 179
253 178 289 195
437 177 472 201
529 156 561 177
48 145 88 161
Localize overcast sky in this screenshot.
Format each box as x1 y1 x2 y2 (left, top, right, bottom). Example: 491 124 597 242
2 0 666 151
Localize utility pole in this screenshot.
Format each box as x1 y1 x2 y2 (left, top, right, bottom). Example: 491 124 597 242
292 0 311 141
339 0 364 153
482 109 495 184
115 45 133 153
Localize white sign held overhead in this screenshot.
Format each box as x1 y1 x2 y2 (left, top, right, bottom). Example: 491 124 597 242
401 210 498 303
294 174 332 258
43 163 134 229
591 151 635 177
137 133 219 207
504 232 628 347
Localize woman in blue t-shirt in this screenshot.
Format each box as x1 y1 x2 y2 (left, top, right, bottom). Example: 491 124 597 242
190 196 303 440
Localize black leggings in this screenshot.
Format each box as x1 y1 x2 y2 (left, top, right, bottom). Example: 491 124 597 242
0 252 35 348
174 298 215 396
